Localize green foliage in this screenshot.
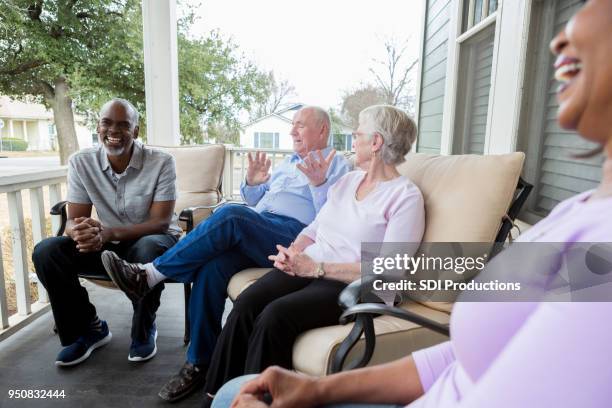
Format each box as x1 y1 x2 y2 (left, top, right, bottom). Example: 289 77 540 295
206 122 240 145
178 30 270 144
0 1 271 146
0 137 28 151
0 0 142 103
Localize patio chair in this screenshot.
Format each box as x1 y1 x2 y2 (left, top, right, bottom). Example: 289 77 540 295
226 152 531 376
50 144 226 344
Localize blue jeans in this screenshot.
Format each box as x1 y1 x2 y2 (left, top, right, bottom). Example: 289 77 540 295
152 204 306 365
212 375 403 408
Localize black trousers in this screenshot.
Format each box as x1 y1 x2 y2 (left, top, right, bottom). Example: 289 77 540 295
205 269 347 394
32 234 178 346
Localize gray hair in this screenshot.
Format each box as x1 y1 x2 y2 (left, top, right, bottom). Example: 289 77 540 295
302 105 330 138
100 98 140 128
358 105 417 165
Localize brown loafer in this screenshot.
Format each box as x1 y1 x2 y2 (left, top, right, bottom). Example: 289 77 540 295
101 250 150 302
158 362 207 402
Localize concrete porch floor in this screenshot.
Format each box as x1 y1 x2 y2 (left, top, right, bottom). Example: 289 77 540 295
0 282 223 408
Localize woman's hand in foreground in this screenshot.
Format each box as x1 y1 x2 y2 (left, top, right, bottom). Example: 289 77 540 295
231 366 319 408
230 393 269 408
268 245 317 278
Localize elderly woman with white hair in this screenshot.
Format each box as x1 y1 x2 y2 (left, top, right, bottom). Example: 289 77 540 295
201 105 426 402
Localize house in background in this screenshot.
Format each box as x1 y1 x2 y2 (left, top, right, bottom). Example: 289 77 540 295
240 103 353 151
0 96 94 151
415 0 601 223
239 103 302 150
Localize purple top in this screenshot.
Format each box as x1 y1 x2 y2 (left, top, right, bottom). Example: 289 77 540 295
411 190 612 407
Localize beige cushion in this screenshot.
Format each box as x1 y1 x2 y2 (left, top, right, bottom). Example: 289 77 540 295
154 144 226 230
228 268 273 301
398 152 524 242
398 152 524 310
292 302 450 377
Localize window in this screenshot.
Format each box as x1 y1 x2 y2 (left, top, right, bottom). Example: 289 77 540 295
330 133 352 151
452 24 496 154
48 124 56 136
92 133 99 146
451 1 498 155
253 132 279 149
462 0 498 32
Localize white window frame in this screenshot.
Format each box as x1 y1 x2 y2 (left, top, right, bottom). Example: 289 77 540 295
440 0 500 155
464 0 498 32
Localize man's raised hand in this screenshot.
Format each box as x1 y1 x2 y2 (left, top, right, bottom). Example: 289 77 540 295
296 149 336 187
246 151 272 186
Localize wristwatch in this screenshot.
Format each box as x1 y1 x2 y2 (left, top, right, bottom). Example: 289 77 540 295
315 262 325 279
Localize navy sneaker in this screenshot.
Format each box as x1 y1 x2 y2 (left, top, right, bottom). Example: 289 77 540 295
128 323 158 362
55 321 112 367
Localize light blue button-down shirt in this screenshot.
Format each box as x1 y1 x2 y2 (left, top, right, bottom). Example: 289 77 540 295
240 147 352 225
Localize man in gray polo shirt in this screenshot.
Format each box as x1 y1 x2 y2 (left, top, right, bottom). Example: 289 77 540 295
33 98 180 366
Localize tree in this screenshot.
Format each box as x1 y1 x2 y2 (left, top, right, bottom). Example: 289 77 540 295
0 0 144 164
340 84 387 129
369 37 418 114
206 122 240 145
250 72 296 120
177 30 270 144
328 108 348 135
0 0 271 160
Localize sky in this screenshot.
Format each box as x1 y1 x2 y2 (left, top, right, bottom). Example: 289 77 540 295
186 0 424 111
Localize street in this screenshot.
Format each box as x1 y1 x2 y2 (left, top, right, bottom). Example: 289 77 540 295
0 156 62 176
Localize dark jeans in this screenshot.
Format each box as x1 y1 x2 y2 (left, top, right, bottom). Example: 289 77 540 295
32 234 178 346
151 204 306 366
205 269 347 394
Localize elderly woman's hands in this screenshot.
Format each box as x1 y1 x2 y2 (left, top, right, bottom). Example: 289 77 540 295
268 244 317 278
231 366 320 408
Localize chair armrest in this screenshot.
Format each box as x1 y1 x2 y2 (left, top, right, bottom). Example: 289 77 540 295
179 199 227 232
340 303 450 336
338 275 393 312
338 278 363 310
331 275 447 373
50 201 68 237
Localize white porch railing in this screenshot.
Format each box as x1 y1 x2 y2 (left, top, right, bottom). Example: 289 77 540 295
222 146 294 199
0 168 67 340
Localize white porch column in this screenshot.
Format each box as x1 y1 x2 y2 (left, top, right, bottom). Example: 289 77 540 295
141 0 181 146
22 120 28 142
8 119 14 138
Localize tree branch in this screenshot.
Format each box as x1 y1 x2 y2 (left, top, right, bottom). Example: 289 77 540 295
0 60 46 76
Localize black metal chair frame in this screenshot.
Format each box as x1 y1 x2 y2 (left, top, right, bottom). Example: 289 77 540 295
50 199 226 345
329 177 533 373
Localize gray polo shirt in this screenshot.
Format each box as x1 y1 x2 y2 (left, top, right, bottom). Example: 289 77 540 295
67 140 182 237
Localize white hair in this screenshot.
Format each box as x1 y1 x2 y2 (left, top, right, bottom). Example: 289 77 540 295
100 98 140 127
358 105 417 165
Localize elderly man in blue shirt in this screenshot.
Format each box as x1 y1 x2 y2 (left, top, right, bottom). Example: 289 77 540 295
101 105 351 402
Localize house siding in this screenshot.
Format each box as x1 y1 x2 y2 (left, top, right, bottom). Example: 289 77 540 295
533 0 602 213
417 0 451 154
